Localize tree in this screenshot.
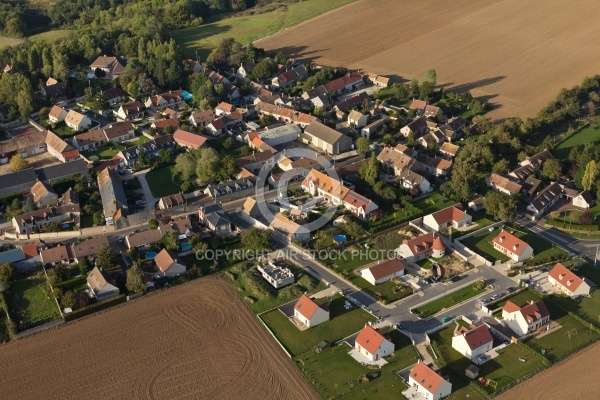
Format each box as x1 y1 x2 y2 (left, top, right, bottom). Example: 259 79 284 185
148 219 158 229
356 136 370 154
93 212 104 226
409 79 420 97
472 280 485 291
483 192 520 222
395 83 409 100
22 197 35 213
44 221 60 232
342 221 364 239
313 106 325 119
419 81 434 100
60 290 77 309
241 228 271 250
164 124 175 135
492 159 510 174
541 158 562 181
373 181 396 201
252 58 275 79
126 267 146 294
162 232 179 251
382 134 395 146
9 153 29 172
196 147 221 183
0 263 15 287
158 148 172 163
358 153 380 186
223 137 234 150
579 211 595 225
424 68 437 86
175 152 197 181
96 245 117 270
582 160 598 191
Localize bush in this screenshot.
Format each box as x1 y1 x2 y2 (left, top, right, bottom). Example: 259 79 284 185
242 270 274 300
64 295 126 322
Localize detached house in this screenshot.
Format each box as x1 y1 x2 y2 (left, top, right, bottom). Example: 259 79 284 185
354 325 395 362
409 99 443 118
423 205 472 232
90 56 127 78
103 87 126 106
526 182 563 220
397 168 431 194
98 167 128 225
72 129 107 151
115 102 145 121
293 294 329 328
48 105 68 123
348 110 368 129
302 121 352 155
502 300 550 337
360 258 405 285
103 122 135 143
270 213 311 242
87 266 120 301
173 129 208 150
154 249 187 277
145 90 184 112
45 130 80 162
158 193 185 210
397 232 444 266
65 110 92 131
451 324 494 361
71 236 110 263
486 173 522 196
400 116 428 138
271 65 308 88
408 362 452 400
40 244 72 266
492 230 533 262
189 110 217 128
548 263 593 298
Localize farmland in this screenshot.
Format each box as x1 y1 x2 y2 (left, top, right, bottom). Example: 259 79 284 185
256 0 600 120
0 276 318 400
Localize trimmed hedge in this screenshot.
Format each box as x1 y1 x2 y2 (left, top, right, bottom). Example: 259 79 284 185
64 295 126 322
54 276 87 291
430 341 447 368
545 219 599 232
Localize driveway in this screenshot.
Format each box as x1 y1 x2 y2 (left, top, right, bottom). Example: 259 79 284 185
134 169 157 210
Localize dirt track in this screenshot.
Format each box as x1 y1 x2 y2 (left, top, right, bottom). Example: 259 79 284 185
0 276 318 400
497 342 600 399
256 0 600 120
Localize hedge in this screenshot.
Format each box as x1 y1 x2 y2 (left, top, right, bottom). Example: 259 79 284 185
545 219 599 232
54 275 87 291
430 341 447 368
64 294 127 322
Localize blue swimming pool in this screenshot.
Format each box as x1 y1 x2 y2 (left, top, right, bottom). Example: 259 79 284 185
145 252 158 259
181 243 192 251
333 235 347 244
182 90 193 100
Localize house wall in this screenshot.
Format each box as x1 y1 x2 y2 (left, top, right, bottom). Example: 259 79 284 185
408 377 452 400
164 262 186 277
422 214 441 232
573 196 591 209
452 335 493 360
295 307 329 328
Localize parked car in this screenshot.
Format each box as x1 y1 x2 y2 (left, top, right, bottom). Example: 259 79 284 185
450 276 462 282
481 298 490 304
540 267 549 272
506 287 517 293
396 323 405 330
441 316 452 323
135 200 146 205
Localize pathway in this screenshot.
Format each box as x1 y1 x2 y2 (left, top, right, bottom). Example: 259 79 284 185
134 169 157 210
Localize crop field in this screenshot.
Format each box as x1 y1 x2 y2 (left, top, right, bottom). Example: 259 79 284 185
497 342 600 400
256 0 600 120
0 276 318 400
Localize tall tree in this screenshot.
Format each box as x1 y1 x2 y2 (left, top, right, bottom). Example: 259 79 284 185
126 267 146 294
358 153 380 186
356 136 370 154
582 160 598 191
9 154 29 171
96 246 118 271
424 68 437 86
541 158 562 181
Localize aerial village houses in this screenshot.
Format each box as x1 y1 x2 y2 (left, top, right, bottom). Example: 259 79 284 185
302 169 379 220
492 230 534 262
422 205 472 232
348 110 368 129
64 110 92 131
30 181 58 208
256 261 295 289
408 362 452 400
360 258 405 285
86 266 120 301
48 105 68 123
409 99 443 118
90 55 127 78
271 64 308 88
103 122 135 143
40 244 72 266
354 325 395 362
270 213 311 242
397 232 445 266
145 90 184 112
548 263 593 298
502 300 550 337
72 129 107 151
158 193 185 210
12 204 80 234
486 173 522 196
189 110 217 128
293 294 329 328
397 169 431 194
71 235 110 263
115 101 145 121
103 87 126 106
45 130 80 162
451 324 494 361
400 116 428 138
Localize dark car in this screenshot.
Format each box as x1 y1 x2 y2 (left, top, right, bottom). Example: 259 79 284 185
540 267 549 272
396 323 405 330
506 287 517 293
450 276 462 282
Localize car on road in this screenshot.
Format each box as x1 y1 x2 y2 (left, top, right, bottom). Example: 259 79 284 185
506 287 517 293
481 298 490 304
441 316 452 323
135 200 146 205
540 267 549 272
450 276 462 282
498 292 506 298
396 323 405 330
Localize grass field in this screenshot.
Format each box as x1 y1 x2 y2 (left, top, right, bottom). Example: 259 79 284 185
412 193 456 215
82 143 125 160
145 165 181 198
257 0 600 120
295 330 417 399
173 0 356 59
261 296 375 356
362 279 413 304
414 282 487 317
430 323 546 398
0 36 24 49
0 29 72 50
553 117 600 159
5 277 61 330
460 226 566 264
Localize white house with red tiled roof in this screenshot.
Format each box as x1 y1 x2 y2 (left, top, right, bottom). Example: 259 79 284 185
451 324 493 360
408 362 452 400
422 205 472 232
354 325 394 362
360 258 405 285
502 300 550 337
293 294 329 328
397 232 444 266
492 230 533 262
548 263 593 298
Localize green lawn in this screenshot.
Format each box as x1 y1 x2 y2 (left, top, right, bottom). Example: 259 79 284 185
460 226 567 264
493 290 541 311
261 295 375 356
414 283 487 317
52 124 75 138
412 193 457 215
553 117 600 159
29 29 73 43
221 260 326 314
430 323 546 398
362 279 413 304
5 277 61 331
294 330 417 399
417 258 433 270
452 210 496 239
173 0 357 58
145 165 182 198
81 142 125 160
0 36 23 49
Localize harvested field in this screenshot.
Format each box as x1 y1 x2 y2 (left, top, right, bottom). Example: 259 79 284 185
496 342 600 400
0 276 318 400
256 0 600 120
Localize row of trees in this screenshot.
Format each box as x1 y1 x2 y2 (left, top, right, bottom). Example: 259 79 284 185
174 147 238 190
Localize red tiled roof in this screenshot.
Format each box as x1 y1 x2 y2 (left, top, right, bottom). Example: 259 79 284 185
355 325 385 354
294 294 320 319
549 263 585 292
430 205 466 225
493 230 530 256
173 129 207 149
410 362 445 394
366 258 405 280
455 324 493 350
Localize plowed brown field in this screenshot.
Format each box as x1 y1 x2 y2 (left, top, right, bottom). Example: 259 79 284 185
256 0 600 120
0 276 318 400
496 342 600 400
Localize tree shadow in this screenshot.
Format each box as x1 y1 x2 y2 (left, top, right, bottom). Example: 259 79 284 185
449 76 506 93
